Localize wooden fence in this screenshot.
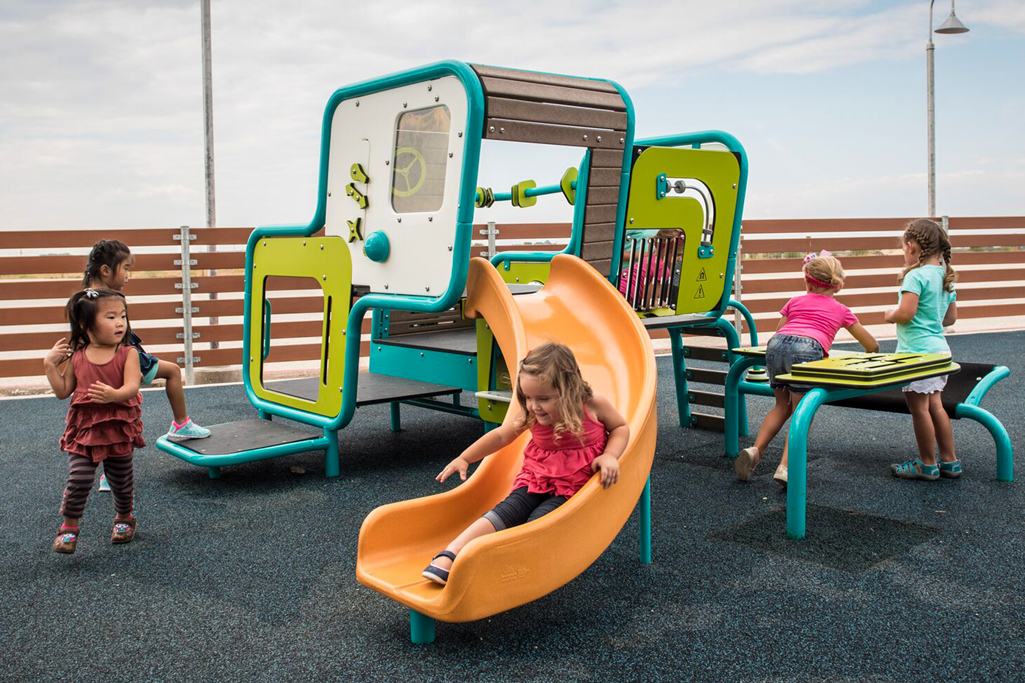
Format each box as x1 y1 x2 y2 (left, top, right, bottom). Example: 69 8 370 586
1 217 1021 382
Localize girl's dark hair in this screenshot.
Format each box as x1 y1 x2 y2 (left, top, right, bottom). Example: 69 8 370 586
65 288 129 352
899 219 956 293
82 240 132 288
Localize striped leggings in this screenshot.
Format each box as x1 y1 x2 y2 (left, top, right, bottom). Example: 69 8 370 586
60 453 134 519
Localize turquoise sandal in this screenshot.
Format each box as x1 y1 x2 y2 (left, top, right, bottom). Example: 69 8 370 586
938 458 963 479
891 458 940 481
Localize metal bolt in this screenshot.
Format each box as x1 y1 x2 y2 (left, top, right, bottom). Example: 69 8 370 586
250 356 253 362
341 329 346 335
262 240 266 246
434 96 440 102
447 245 453 251
720 273 725 279
427 84 433 91
733 184 737 189
596 135 602 142
397 217 402 223
378 346 381 351
448 152 453 158
303 240 306 246
660 192 665 197
458 131 463 137
420 352 424 357
426 286 430 292
499 127 505 134
629 218 634 224
620 137 625 144
384 284 388 289
320 244 324 250
322 274 326 280
428 216 433 222
385 160 390 166
327 191 331 197
403 102 407 108
583 134 588 141
355 100 360 107
488 126 495 133
468 358 472 363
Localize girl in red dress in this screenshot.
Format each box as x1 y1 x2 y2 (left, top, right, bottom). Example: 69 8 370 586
423 342 630 585
43 288 145 554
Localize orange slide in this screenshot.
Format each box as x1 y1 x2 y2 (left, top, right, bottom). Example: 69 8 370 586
356 255 658 639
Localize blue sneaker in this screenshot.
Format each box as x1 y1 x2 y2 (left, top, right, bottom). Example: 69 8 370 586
98 473 111 492
167 418 212 442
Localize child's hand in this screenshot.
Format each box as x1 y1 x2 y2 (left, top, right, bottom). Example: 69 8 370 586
86 381 117 403
437 457 469 483
591 454 620 488
45 338 71 366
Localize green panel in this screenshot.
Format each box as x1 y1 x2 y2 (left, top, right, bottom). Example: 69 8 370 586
248 236 352 417
369 344 477 392
624 147 741 315
475 319 512 424
777 362 960 389
790 353 953 380
497 260 550 285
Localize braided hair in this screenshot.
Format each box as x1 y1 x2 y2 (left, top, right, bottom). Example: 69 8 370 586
82 240 131 288
899 219 956 293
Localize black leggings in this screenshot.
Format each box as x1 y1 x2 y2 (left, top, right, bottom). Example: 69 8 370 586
60 453 134 519
483 486 567 531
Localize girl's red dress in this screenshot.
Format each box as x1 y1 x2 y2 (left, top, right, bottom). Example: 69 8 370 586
60 345 145 463
513 407 609 498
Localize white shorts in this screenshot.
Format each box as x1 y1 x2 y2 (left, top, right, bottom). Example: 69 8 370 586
903 375 947 394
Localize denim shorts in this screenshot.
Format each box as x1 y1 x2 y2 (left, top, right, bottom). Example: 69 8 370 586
766 334 825 392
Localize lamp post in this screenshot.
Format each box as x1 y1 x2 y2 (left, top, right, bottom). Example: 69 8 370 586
927 0 969 218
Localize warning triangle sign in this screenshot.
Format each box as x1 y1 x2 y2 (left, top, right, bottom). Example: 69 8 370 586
694 285 705 299
697 268 706 282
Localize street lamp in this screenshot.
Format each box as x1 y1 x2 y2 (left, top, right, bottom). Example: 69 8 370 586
927 0 969 218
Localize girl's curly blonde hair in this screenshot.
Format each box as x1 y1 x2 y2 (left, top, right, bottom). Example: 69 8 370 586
899 218 956 293
514 342 592 441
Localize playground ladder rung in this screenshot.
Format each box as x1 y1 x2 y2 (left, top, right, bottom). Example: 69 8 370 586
688 389 725 409
690 412 725 432
687 367 728 386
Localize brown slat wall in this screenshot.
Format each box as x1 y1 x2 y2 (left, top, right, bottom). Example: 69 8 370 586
2 217 1022 379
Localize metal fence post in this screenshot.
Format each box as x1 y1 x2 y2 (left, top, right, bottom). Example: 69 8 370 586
175 225 197 384
733 236 743 336
484 221 498 259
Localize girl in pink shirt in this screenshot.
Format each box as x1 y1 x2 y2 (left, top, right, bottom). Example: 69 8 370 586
422 342 629 586
735 252 878 486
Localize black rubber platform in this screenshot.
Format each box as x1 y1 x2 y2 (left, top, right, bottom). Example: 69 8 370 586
268 373 461 406
172 418 318 456
372 328 478 355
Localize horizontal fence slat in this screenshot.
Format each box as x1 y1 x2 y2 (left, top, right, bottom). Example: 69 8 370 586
474 223 571 240
742 233 1025 254
0 252 188 277
0 228 180 249
741 217 1025 234
741 266 1025 294
740 250 1025 274
743 284 1025 314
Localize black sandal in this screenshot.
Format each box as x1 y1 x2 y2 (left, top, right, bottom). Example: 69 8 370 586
422 550 457 585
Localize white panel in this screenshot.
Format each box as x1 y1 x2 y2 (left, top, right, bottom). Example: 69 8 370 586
324 76 469 296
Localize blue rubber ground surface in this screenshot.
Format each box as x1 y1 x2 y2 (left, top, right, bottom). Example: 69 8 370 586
1 331 1022 682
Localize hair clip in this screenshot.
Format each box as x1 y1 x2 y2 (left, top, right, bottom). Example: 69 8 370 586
802 249 833 266
83 288 100 298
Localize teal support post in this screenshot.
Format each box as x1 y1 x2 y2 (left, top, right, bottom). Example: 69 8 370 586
715 318 748 437
639 477 652 564
410 610 435 644
785 388 829 539
207 466 221 479
955 403 1013 482
669 329 690 428
390 402 401 432
724 356 762 458
324 429 340 478
258 410 271 420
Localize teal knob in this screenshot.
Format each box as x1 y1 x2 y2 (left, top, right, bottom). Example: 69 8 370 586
363 231 390 263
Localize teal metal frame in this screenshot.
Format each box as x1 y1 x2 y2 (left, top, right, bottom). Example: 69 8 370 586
156 60 486 476
724 355 1014 539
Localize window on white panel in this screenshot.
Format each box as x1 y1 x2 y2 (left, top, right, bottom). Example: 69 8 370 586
391 105 451 213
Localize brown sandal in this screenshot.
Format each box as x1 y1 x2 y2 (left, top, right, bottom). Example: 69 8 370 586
53 525 79 554
111 517 137 544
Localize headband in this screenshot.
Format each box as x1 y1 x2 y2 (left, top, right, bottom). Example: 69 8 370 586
805 274 839 290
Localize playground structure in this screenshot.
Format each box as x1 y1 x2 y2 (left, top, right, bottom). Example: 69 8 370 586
155 60 752 477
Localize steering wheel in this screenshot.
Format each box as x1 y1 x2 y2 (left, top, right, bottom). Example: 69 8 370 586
391 146 427 197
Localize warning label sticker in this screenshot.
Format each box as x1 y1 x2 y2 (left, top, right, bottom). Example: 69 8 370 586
694 285 705 299
697 268 706 282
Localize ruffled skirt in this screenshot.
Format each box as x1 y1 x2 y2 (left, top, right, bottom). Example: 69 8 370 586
61 403 145 463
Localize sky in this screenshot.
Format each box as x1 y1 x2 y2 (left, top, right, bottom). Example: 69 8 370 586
1 0 1022 232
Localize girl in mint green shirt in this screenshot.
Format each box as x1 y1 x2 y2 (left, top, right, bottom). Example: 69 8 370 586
884 219 959 481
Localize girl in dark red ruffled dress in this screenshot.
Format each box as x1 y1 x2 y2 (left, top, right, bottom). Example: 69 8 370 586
43 288 145 554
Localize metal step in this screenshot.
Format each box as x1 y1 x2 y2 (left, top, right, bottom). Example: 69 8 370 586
686 367 728 385
683 345 729 362
266 373 461 407
688 389 725 409
172 418 320 456
690 411 725 431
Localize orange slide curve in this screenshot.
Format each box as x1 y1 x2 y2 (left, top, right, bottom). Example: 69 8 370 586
356 255 657 624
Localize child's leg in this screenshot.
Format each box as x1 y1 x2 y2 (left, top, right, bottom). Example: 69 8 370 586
429 487 544 571
737 388 792 480
102 455 135 520
905 392 937 466
155 360 187 423
60 452 99 525
525 494 568 523
928 392 956 463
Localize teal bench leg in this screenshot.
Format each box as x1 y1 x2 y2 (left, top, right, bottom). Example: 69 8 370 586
324 429 340 478
956 403 1013 483
639 476 652 564
669 329 690 428
786 388 827 540
410 610 435 644
716 318 748 437
207 466 221 479
390 402 401 432
724 356 760 458
258 410 271 420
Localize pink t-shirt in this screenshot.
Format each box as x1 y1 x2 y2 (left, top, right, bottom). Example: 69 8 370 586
777 293 858 354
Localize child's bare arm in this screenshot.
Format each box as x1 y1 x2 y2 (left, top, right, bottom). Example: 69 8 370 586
588 394 630 488
776 315 788 331
846 323 879 353
86 348 142 404
942 301 957 327
885 293 919 324
43 338 76 399
437 422 525 483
